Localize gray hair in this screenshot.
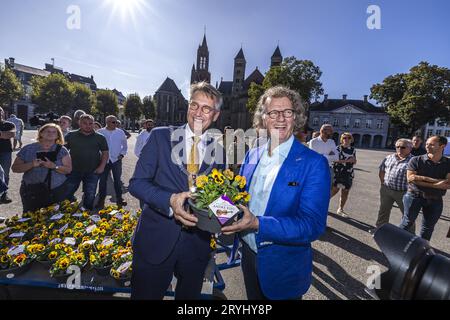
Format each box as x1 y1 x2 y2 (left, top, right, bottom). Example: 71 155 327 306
253 85 307 131
396 138 413 149
189 81 223 111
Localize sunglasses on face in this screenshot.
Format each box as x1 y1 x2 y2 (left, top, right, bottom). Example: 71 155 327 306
343 137 351 140
396 146 406 149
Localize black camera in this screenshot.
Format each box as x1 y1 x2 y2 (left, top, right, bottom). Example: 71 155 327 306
372 224 450 300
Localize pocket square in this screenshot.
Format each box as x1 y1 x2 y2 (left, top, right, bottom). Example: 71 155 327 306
288 181 299 187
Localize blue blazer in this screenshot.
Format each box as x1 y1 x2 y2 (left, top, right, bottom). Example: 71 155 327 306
240 138 330 299
129 125 225 265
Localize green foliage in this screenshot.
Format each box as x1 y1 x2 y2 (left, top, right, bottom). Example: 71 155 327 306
72 82 94 114
142 95 157 119
0 67 24 110
124 93 142 125
371 61 450 135
93 89 119 119
247 57 323 113
31 73 74 114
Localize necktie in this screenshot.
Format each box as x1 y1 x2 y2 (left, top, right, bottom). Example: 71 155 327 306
187 136 201 188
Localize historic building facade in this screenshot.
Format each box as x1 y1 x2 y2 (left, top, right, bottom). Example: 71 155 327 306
154 77 188 127
186 34 282 130
308 95 390 149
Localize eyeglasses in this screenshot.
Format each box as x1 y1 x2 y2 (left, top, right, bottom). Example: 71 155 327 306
396 146 406 149
265 109 295 119
342 137 351 140
189 101 214 114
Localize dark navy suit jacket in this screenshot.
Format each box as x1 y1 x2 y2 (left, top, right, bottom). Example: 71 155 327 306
129 125 225 265
240 138 330 299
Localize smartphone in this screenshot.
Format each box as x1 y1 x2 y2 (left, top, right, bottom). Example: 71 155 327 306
36 151 57 162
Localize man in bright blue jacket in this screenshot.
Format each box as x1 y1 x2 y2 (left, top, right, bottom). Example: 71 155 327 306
222 86 330 300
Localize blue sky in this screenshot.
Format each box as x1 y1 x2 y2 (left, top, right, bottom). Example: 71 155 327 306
1 0 449 103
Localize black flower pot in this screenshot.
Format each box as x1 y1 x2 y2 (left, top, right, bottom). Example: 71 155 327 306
0 261 32 279
94 264 112 277
114 276 132 287
188 199 242 234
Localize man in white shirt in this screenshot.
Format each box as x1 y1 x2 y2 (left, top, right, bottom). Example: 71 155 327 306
134 119 154 158
97 115 128 208
308 124 338 184
7 114 24 150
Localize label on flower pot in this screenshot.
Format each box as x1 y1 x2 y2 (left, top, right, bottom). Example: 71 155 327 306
50 213 64 221
90 215 101 223
102 238 114 247
49 238 61 245
59 223 69 234
0 227 11 234
63 237 76 246
86 225 96 234
208 196 240 225
82 239 96 246
9 232 25 238
108 210 119 216
18 218 31 223
7 245 25 256
117 261 132 274
115 213 124 220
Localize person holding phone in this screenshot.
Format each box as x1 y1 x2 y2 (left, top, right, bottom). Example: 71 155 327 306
12 123 72 212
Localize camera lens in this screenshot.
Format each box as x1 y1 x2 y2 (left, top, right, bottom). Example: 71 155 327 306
373 224 450 300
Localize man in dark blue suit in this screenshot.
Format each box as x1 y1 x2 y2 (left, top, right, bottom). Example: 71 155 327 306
129 81 224 300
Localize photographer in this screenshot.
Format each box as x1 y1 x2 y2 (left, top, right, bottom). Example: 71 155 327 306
11 123 72 213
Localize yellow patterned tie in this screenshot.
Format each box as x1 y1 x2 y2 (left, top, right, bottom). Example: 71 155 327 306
187 136 201 188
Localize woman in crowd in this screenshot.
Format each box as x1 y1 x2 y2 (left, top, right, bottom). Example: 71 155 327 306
12 123 72 212
330 132 357 217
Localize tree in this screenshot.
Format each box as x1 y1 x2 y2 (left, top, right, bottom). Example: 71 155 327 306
0 68 24 113
31 73 74 115
72 82 94 114
247 57 324 113
142 95 157 119
371 61 450 136
93 89 119 120
124 93 143 130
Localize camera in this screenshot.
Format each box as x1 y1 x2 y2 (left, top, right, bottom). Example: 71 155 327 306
371 224 450 300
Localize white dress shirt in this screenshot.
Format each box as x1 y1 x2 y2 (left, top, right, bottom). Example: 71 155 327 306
308 136 338 167
134 130 151 157
185 124 208 165
97 128 127 163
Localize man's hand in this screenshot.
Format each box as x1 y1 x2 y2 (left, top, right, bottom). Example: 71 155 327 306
434 180 450 190
118 154 124 160
170 192 198 227
221 205 259 235
94 166 105 175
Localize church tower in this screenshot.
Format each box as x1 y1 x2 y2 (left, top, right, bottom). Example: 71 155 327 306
271 45 283 67
190 34 211 84
232 47 246 94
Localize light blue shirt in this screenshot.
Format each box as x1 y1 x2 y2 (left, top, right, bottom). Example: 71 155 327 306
241 135 294 253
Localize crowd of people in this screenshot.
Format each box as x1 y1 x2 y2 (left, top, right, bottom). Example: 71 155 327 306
0 80 449 300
